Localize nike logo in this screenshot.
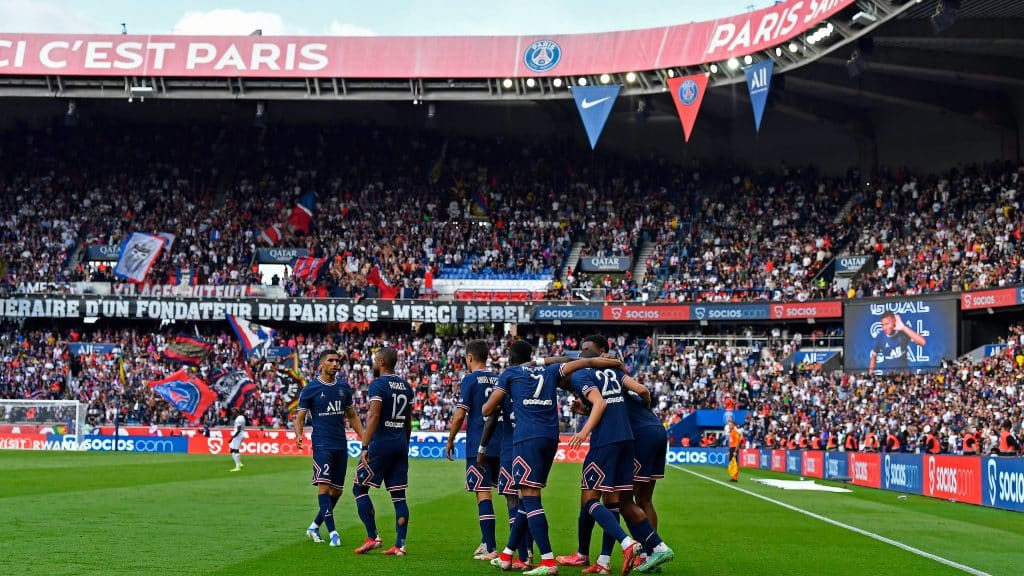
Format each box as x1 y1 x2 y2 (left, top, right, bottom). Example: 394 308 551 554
581 96 611 109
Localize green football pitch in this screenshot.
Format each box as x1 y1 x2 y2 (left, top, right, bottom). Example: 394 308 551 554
1 451 1021 576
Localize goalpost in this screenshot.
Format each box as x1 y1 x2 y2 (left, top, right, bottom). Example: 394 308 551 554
0 400 88 439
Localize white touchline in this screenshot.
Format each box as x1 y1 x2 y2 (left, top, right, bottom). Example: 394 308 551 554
669 465 992 576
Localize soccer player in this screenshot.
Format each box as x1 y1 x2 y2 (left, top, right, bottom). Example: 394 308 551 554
353 347 414 556
868 312 927 372
481 340 625 576
557 337 674 575
445 339 501 560
228 407 246 472
295 350 365 547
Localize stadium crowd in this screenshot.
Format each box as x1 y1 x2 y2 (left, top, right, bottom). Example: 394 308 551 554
2 320 1021 456
4 120 1020 303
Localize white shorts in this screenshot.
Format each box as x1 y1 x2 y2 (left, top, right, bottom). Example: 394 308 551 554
229 438 242 451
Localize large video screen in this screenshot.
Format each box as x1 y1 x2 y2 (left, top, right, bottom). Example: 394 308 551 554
843 298 957 373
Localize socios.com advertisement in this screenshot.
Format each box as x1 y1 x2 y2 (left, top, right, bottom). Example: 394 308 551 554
46 434 189 453
983 456 1024 512
844 297 957 373
665 448 730 466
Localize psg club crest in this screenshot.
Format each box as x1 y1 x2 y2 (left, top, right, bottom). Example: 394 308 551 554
678 79 699 106
153 381 201 413
524 39 561 73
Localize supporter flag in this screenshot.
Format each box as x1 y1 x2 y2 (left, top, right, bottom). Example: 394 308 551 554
290 255 327 281
156 232 176 250
667 74 709 142
114 232 167 283
161 334 213 365
286 192 317 234
278 365 306 415
744 59 774 133
226 313 275 356
147 369 217 424
210 370 259 410
470 186 489 217
367 263 400 299
174 268 196 286
118 357 127 390
571 84 620 149
429 140 448 184
260 224 282 246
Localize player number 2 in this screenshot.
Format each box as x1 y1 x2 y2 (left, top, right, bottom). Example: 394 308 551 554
392 393 409 421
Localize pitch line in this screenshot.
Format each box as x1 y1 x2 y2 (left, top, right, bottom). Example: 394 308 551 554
669 464 992 576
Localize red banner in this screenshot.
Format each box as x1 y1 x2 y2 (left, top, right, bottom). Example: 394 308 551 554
961 288 1019 311
602 305 690 322
848 452 882 489
667 74 708 142
0 3 854 78
740 448 760 468
0 432 50 450
924 455 982 505
801 450 824 478
187 433 312 456
554 442 590 463
770 300 843 320
771 449 787 472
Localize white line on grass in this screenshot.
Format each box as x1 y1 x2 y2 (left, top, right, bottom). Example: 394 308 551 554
669 464 992 576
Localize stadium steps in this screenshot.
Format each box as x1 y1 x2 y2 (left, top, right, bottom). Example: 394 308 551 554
633 241 656 284
562 241 584 276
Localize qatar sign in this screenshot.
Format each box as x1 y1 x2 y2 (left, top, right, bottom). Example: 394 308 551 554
0 2 854 78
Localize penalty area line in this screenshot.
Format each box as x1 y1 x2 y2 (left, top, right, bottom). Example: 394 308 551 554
668 464 992 576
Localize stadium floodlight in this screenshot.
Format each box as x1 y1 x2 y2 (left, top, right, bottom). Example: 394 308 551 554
709 63 719 74
727 58 740 70
666 69 675 78
525 77 536 88
625 72 637 83
789 42 799 53
743 55 753 65
775 47 782 57
552 77 563 88
502 78 513 89
599 73 611 84
851 10 877 26
577 77 587 86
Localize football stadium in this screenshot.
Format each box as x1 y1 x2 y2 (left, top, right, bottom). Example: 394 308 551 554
2 1 1024 574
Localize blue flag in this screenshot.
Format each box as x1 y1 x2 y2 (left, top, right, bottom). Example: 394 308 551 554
744 59 774 133
572 85 620 149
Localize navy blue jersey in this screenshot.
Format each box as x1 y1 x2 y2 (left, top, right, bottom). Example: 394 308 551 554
625 388 664 433
368 374 415 449
498 394 516 462
496 363 563 444
457 370 502 458
297 376 354 450
871 331 911 370
570 367 633 447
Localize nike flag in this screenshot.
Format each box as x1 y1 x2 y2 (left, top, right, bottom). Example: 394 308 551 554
667 74 709 142
745 59 774 133
286 191 317 234
226 314 275 356
114 232 167 283
572 85 620 149
147 369 217 424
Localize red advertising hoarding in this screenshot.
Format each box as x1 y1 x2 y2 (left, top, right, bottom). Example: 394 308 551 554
0 2 854 78
771 449 787 472
740 448 761 468
848 452 882 489
602 305 690 322
801 450 824 478
770 300 843 320
924 455 983 505
961 288 1019 311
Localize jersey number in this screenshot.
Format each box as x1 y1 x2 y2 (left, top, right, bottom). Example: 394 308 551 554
530 374 544 398
595 369 621 397
391 393 409 421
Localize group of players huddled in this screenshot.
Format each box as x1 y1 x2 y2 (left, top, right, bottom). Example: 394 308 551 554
293 335 675 575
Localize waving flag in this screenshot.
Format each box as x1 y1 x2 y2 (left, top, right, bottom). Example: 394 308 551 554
290 255 327 281
161 334 213 365
367 263 399 299
226 313 275 356
286 192 317 234
260 224 282 245
147 369 216 424
211 370 259 410
114 233 167 283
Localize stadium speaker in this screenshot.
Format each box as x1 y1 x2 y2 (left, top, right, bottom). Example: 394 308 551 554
64 100 78 128
253 102 266 128
846 37 874 79
931 0 960 34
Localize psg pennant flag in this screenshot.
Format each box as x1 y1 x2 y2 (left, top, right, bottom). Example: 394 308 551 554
667 74 708 143
571 85 620 149
745 59 774 133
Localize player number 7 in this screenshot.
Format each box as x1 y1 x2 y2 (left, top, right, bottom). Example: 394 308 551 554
530 374 544 398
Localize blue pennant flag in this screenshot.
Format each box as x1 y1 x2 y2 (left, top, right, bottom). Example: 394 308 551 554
744 59 774 133
572 85 620 149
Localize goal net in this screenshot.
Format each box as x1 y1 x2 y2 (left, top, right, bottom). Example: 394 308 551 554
0 400 88 439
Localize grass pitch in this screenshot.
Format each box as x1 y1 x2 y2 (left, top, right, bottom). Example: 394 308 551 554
0 451 1020 575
